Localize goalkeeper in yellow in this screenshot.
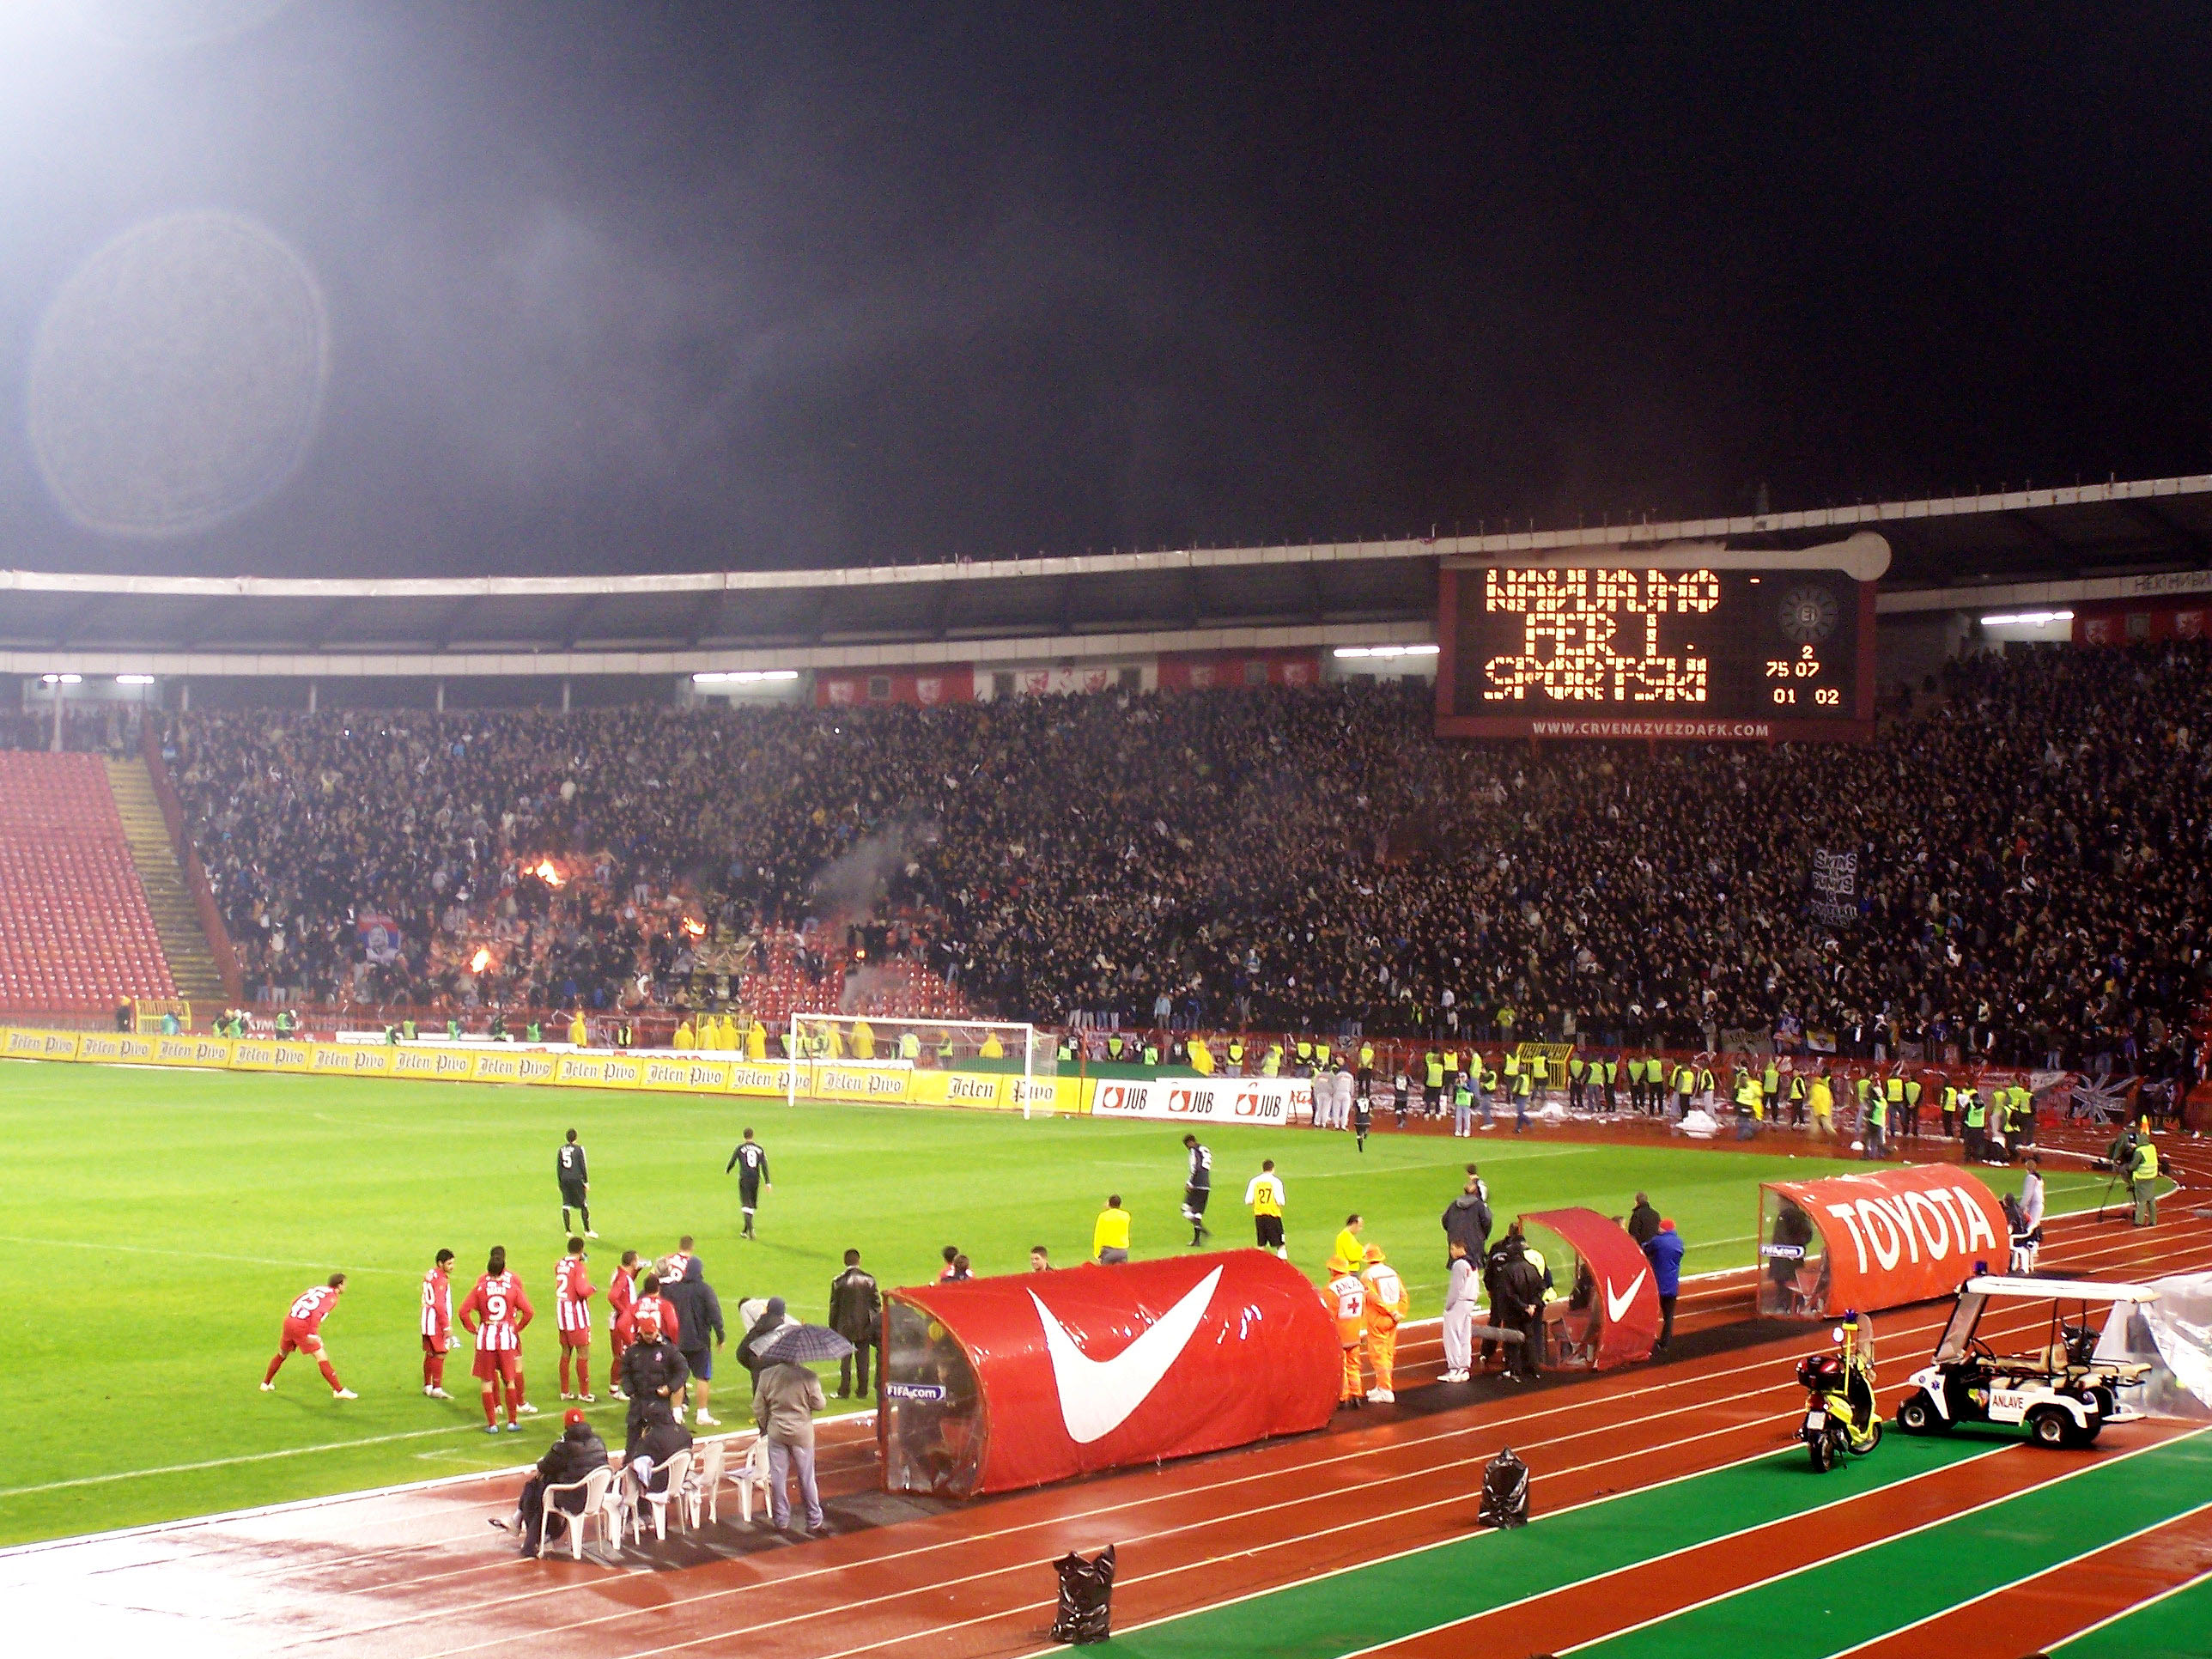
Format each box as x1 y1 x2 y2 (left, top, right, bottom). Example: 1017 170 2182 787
1360 1243 1410 1402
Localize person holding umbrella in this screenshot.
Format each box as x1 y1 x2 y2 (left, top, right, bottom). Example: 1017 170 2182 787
751 1319 849 1536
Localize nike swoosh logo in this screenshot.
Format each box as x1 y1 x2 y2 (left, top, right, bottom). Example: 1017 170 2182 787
1606 1269 1649 1323
1030 1266 1223 1444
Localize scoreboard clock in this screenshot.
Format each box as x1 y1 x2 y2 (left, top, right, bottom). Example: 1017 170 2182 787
1436 532 1886 742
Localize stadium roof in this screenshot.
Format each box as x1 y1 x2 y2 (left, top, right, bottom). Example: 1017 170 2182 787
4 473 2212 676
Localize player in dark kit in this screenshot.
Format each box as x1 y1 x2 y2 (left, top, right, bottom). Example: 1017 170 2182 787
1180 1133 1212 1245
725 1127 772 1239
1352 1086 1373 1152
556 1129 595 1238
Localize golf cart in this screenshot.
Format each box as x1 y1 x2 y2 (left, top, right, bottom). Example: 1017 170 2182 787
1896 1276 2159 1449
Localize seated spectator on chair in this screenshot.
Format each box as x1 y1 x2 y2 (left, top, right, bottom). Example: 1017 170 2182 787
625 1401 695 1500
495 1407 608 1554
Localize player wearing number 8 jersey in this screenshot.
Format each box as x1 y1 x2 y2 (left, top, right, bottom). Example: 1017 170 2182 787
458 1246 538 1433
555 1237 597 1402
262 1274 356 1398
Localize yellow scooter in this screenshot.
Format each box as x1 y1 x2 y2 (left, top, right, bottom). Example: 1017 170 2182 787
1796 1312 1881 1472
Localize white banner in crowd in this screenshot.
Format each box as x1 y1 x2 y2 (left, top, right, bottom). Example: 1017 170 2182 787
1089 1075 1314 1126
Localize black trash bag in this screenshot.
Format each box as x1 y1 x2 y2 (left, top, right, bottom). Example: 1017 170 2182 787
1479 1447 1530 1528
1051 1544 1117 1645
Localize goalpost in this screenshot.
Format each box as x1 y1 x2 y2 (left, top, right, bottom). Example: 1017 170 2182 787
786 1012 1056 1118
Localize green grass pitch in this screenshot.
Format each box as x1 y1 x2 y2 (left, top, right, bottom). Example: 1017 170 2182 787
0 1059 2095 1546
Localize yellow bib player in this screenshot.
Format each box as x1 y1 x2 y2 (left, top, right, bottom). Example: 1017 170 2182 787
1360 1244 1410 1403
1320 1255 1368 1407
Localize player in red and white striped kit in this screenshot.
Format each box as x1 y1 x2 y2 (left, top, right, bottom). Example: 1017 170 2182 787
629 1270 680 1349
420 1248 456 1398
606 1249 639 1399
261 1273 356 1398
555 1237 598 1401
457 1245 538 1433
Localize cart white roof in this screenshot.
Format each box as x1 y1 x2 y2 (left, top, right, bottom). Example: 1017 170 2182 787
1961 1276 2159 1303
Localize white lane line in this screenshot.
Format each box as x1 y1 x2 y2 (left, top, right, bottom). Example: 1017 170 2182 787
1825 1496 2212 1659
2045 1564 2212 1652
1554 1426 2212 1655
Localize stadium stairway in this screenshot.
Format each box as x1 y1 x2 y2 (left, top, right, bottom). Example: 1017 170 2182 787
102 758 226 1005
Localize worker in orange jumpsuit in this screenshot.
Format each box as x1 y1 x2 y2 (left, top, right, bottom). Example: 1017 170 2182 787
1320 1255 1369 1407
1360 1243 1411 1403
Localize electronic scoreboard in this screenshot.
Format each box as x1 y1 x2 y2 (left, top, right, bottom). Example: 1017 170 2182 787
1435 532 1885 742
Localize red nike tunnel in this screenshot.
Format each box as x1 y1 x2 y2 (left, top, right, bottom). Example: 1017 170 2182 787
1516 1207 1662 1371
878 1250 1340 1497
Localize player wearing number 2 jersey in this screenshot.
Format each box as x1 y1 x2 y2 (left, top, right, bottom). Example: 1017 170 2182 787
261 1273 356 1398
458 1246 538 1433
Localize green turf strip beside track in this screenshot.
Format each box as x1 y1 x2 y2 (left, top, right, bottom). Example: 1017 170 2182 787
1576 1427 2212 1659
2055 1569 2212 1659
1089 1434 2003 1659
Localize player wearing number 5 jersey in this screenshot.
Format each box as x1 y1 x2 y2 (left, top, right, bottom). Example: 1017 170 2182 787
262 1273 356 1398
555 1237 597 1402
459 1246 538 1433
421 1248 457 1398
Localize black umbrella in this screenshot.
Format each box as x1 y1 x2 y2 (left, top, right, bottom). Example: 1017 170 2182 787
758 1322 855 1364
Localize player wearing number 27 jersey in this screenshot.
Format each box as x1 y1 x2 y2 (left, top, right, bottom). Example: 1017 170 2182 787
458 1245 538 1432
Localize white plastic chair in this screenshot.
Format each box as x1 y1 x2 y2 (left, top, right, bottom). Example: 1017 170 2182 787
735 1437 775 1525
629 1449 692 1543
686 1437 728 1528
536 1465 614 1560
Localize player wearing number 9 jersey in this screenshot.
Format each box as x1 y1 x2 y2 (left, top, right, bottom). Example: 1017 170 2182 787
458 1245 538 1433
262 1273 356 1398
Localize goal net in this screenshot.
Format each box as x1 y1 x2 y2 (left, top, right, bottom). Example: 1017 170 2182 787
787 1012 1055 1116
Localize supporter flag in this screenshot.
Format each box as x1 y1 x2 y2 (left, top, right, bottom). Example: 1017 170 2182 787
358 913 403 965
1806 848 1860 927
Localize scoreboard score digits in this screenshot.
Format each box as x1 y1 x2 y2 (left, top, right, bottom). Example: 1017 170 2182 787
1437 552 1878 741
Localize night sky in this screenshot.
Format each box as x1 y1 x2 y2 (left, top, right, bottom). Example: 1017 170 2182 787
3 2 2210 579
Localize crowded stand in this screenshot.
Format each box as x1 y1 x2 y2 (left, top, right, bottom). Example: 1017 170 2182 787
75 638 2209 1083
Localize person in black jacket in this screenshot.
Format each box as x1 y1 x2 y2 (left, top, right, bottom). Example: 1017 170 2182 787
737 1295 797 1380
828 1249 881 1399
617 1311 689 1463
665 1256 727 1426
496 1408 609 1554
1626 1193 1662 1249
1491 1227 1547 1382
1442 1174 1492 1267
625 1402 695 1500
